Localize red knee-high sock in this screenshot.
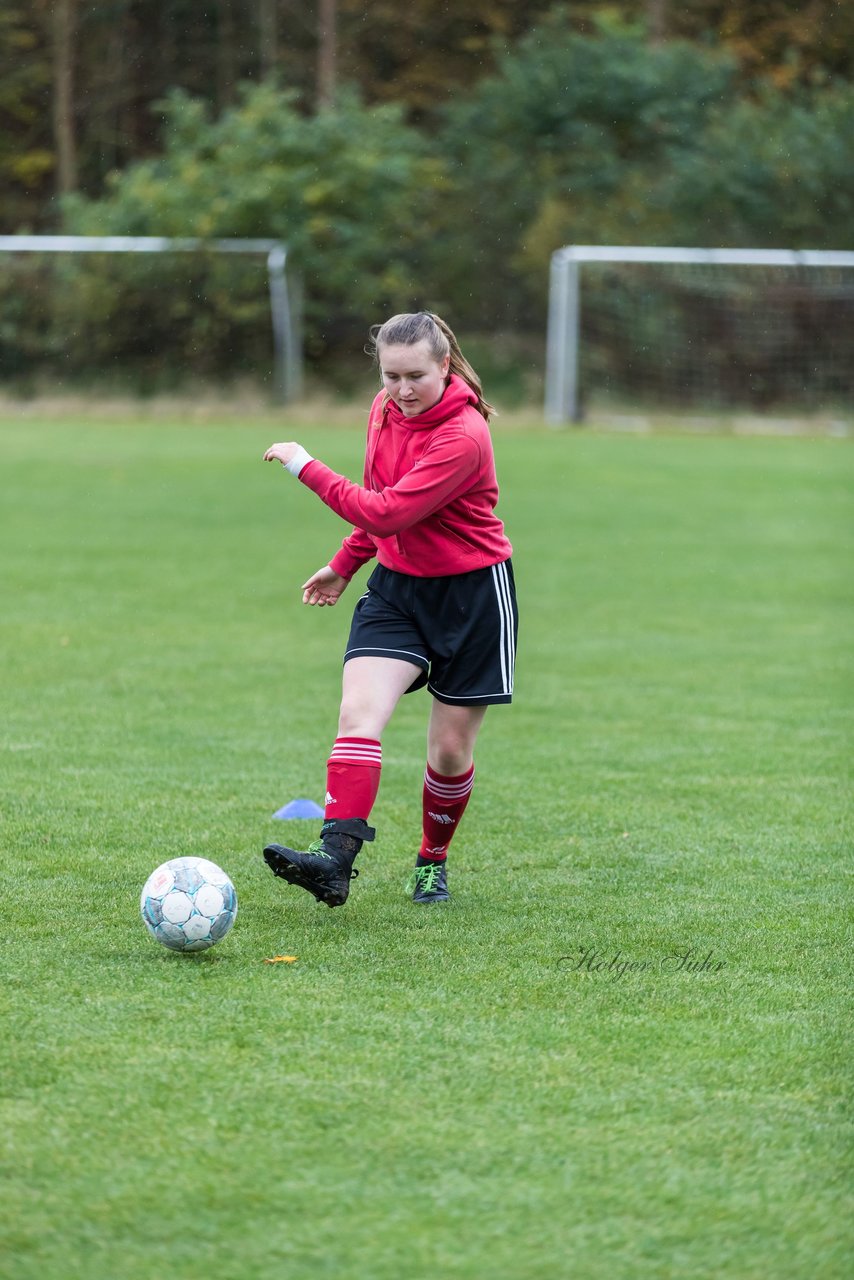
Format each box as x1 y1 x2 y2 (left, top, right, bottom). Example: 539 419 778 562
419 763 475 861
324 737 382 821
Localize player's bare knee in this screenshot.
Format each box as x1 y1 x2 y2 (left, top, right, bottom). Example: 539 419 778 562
428 733 471 776
337 703 372 739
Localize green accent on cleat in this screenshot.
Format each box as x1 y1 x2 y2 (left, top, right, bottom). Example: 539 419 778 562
406 861 450 903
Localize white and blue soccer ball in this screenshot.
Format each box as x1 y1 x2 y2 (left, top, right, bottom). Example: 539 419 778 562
140 857 238 953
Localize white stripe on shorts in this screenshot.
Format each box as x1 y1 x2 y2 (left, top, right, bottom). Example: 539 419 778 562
344 645 428 666
491 561 516 695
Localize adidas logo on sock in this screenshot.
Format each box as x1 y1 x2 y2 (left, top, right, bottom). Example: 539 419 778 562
325 791 336 805
428 812 454 824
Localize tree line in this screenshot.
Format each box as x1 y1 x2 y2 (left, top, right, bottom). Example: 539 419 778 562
1 1 852 388
5 0 852 230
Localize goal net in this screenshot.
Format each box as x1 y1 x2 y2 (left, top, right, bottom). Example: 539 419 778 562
0 236 302 401
545 247 854 422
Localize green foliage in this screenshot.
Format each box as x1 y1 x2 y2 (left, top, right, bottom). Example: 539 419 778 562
1 78 438 382
0 4 52 228
2 12 852 386
66 82 439 347
3 1 853 237
657 82 854 248
430 17 854 326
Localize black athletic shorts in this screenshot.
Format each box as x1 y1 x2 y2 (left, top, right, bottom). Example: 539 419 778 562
344 561 518 706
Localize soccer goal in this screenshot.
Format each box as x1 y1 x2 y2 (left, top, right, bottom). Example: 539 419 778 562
545 246 854 423
0 235 302 401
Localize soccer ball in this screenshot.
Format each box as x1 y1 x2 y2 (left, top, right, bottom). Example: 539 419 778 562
140 857 238 953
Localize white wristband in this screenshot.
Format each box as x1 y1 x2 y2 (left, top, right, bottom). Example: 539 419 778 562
284 446 314 478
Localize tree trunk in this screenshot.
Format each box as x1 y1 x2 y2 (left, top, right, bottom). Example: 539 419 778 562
217 0 237 108
53 0 78 195
317 0 337 109
259 0 278 79
647 0 668 45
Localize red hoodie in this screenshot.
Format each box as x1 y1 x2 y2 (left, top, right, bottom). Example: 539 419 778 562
298 374 513 580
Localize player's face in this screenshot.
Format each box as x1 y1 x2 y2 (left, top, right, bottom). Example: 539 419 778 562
379 340 450 417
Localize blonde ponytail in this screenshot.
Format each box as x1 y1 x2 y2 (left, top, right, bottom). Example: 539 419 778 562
426 313 495 422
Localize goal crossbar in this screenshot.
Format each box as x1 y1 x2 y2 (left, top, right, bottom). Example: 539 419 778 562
546 245 854 423
0 234 301 401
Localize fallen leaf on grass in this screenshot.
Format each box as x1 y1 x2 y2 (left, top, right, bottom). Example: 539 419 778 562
263 955 298 964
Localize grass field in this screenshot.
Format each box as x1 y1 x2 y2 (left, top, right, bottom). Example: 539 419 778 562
1 411 851 1279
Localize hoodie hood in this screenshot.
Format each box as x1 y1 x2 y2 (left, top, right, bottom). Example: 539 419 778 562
384 373 480 431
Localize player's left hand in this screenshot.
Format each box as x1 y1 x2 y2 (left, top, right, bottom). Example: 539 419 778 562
263 442 301 466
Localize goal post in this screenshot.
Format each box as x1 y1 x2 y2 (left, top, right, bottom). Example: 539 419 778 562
545 245 854 424
0 234 302 402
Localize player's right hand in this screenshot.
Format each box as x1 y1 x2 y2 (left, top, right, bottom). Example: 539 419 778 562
301 566 349 607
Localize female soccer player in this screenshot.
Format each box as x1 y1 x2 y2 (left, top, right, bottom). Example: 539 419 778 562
262 312 518 906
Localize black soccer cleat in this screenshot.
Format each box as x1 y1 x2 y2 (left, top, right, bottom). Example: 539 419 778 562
406 860 450 904
264 818 375 908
